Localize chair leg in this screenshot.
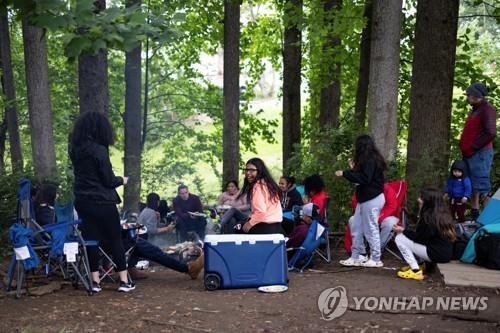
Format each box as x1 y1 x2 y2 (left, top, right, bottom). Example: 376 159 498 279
16 261 24 298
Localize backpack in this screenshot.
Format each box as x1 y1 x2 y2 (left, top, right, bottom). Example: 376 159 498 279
474 233 500 270
453 222 479 260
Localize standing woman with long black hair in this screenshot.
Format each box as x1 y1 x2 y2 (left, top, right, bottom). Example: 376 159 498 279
70 111 135 293
239 158 283 234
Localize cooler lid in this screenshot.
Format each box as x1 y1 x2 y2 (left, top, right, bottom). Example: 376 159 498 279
204 234 285 245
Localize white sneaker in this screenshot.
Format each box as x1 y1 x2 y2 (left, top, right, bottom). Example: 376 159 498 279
361 259 384 268
339 257 363 267
358 255 368 263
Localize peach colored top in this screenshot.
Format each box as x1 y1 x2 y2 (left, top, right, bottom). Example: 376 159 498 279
247 180 283 226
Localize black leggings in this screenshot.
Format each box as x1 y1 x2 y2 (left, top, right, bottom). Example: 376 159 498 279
75 200 127 272
249 222 284 234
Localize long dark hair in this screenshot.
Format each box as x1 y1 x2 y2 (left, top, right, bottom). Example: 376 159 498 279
34 183 57 206
71 111 115 147
238 158 280 202
353 134 386 171
419 187 456 241
280 176 296 189
146 192 160 210
303 174 325 196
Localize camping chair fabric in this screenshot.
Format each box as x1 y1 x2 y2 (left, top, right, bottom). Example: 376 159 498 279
288 220 323 272
7 178 94 297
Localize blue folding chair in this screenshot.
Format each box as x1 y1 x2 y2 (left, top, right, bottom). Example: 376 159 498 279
315 198 331 263
288 220 323 272
7 179 94 297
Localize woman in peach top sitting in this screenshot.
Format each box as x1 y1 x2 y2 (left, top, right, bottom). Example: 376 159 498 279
239 158 283 234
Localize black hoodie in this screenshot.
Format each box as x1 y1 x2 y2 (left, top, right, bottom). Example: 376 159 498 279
70 141 123 204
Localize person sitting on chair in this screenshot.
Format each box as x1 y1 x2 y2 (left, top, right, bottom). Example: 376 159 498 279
344 183 399 258
138 193 175 247
286 203 321 248
279 176 303 235
122 224 204 281
303 174 329 221
34 183 58 226
218 180 250 234
172 185 207 242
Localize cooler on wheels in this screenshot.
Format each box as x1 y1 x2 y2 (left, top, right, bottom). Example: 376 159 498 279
203 234 288 290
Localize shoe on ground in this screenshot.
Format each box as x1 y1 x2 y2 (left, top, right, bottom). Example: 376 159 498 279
91 281 102 293
187 254 205 279
361 259 384 268
397 269 424 281
128 267 148 280
358 254 369 263
118 280 136 292
400 263 425 272
339 257 363 267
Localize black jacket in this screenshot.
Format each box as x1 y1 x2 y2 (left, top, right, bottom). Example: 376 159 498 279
403 220 453 263
35 205 56 226
280 185 303 212
70 141 123 204
343 160 384 203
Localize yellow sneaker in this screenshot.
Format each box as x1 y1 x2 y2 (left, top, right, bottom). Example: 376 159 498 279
397 269 424 281
399 263 425 272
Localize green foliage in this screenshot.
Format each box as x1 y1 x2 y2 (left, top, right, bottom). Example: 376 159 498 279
0 173 19 256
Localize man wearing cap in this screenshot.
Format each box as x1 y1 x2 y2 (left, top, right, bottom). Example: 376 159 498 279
459 82 497 220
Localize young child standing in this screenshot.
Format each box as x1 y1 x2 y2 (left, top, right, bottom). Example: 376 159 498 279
445 160 472 222
336 134 386 268
393 188 456 281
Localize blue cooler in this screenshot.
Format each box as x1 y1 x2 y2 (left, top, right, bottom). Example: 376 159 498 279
203 234 288 290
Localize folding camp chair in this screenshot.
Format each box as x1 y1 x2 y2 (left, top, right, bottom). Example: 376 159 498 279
380 180 408 260
288 220 324 272
315 198 331 263
7 179 94 297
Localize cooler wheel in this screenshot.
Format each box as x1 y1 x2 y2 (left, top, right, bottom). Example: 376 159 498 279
204 273 221 291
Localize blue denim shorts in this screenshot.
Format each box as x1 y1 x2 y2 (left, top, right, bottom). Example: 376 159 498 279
464 148 494 194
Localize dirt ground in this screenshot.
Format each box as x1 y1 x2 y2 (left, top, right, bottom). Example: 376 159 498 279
1 246 499 333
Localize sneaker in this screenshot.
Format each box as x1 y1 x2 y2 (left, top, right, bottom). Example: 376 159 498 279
361 259 384 268
187 254 205 279
91 281 102 293
128 267 148 280
339 257 363 267
358 254 369 263
397 269 424 281
118 280 136 292
399 263 425 272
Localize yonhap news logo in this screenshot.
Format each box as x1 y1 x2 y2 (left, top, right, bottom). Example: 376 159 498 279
318 286 488 321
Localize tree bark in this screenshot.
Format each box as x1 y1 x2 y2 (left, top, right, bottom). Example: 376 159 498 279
318 0 342 130
22 19 57 178
0 10 23 173
0 117 6 173
282 0 302 171
78 0 108 114
124 0 142 213
406 0 459 186
223 0 240 185
354 0 372 129
367 0 402 162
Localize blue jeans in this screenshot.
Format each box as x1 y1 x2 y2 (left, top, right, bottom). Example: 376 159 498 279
465 147 494 194
127 237 188 273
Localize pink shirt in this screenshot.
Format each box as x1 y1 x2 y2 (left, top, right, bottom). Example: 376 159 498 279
217 191 249 210
247 180 283 226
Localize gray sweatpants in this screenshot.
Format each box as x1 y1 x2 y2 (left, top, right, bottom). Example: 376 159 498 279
350 193 385 261
348 215 399 254
395 233 430 270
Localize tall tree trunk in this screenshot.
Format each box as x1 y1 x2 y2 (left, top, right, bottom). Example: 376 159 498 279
282 0 302 171
406 0 459 187
318 0 342 130
123 0 142 213
22 19 57 178
367 0 402 162
222 0 240 186
354 0 372 129
0 10 23 173
78 0 108 114
0 117 6 173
